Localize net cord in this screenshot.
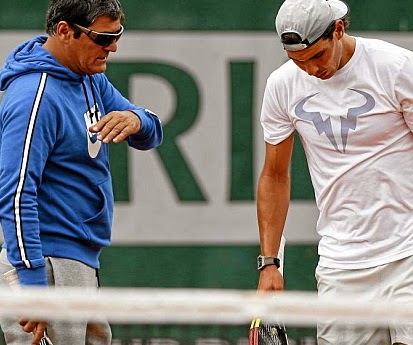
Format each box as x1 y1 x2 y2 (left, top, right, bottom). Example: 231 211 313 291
0 287 410 327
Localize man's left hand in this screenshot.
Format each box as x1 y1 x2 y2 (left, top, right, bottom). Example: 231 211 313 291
90 110 141 144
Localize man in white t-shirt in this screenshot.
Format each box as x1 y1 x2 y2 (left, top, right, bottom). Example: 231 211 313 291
256 0 413 344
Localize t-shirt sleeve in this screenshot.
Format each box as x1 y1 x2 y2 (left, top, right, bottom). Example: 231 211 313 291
396 53 413 132
260 72 295 145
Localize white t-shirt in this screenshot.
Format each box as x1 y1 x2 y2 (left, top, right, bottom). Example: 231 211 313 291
260 37 413 269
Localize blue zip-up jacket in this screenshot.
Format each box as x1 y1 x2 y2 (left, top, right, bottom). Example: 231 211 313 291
0 36 163 286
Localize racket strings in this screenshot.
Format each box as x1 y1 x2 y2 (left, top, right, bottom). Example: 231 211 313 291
259 324 288 345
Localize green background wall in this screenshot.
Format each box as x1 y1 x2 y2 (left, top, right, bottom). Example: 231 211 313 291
0 0 411 292
0 0 412 31
0 1 412 343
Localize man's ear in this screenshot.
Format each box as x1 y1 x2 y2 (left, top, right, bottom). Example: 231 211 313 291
56 21 73 42
334 20 345 40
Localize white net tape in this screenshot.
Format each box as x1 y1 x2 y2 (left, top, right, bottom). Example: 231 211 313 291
0 287 411 327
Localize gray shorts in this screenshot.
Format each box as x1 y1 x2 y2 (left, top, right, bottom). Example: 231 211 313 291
316 255 413 345
0 249 111 345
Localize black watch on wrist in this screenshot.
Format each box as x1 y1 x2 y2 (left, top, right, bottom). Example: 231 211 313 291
257 255 280 270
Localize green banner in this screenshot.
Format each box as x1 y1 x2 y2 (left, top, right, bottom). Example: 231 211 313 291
0 0 412 31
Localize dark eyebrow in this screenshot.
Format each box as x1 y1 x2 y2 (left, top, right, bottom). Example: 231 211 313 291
103 27 123 34
310 52 324 60
290 49 325 63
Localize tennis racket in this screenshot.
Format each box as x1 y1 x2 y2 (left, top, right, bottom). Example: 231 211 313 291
249 318 289 345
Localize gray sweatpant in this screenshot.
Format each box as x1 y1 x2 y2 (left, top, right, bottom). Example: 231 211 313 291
0 249 111 345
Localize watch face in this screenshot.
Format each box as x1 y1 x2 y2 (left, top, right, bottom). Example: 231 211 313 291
257 256 280 270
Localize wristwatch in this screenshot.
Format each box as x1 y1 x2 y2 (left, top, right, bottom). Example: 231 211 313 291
257 255 280 270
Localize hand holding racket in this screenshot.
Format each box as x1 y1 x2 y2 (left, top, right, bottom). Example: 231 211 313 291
4 269 54 345
251 237 288 345
249 318 289 345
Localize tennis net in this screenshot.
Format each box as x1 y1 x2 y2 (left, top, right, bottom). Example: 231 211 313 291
0 287 411 344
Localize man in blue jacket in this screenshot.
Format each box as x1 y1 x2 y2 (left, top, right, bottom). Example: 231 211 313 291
0 0 163 344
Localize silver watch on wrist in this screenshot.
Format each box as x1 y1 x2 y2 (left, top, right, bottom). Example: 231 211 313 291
257 255 280 270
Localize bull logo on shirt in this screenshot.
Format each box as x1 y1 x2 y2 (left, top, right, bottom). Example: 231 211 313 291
295 89 375 153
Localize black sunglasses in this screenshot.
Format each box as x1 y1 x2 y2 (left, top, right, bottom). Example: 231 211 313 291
73 23 124 47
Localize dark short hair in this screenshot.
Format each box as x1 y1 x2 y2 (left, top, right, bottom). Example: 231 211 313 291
281 17 350 47
45 0 125 36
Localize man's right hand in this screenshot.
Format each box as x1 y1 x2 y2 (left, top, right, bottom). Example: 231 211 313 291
19 318 48 345
257 265 284 292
